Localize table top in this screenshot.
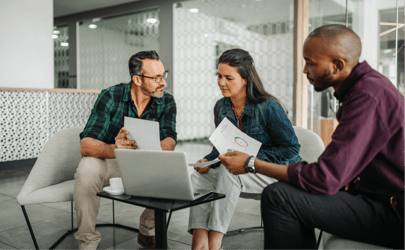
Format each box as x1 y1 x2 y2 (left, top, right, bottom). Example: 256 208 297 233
97 192 225 212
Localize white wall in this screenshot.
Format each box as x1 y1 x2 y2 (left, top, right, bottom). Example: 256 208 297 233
0 0 53 89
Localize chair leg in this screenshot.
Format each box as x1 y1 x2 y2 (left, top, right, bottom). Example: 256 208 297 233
21 205 39 250
166 211 173 231
49 201 78 250
23 201 139 250
49 200 140 249
71 200 74 230
316 230 323 249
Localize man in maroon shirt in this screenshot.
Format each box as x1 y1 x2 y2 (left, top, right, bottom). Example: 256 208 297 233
218 24 404 249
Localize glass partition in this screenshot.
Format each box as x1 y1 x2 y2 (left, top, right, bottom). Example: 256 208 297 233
307 0 353 135
77 10 160 90
379 7 404 95
173 0 295 140
53 26 70 88
306 0 404 139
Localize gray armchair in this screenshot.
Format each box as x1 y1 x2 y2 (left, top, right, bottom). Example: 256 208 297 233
17 126 138 250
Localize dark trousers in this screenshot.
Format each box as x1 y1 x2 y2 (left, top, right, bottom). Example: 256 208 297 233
261 182 404 249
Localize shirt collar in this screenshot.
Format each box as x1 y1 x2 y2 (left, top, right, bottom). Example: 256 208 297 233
223 97 255 117
243 98 255 117
334 61 372 102
122 81 164 105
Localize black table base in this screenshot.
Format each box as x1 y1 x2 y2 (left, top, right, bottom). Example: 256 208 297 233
97 192 225 249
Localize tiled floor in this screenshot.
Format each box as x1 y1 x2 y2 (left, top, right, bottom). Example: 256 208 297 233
0 142 265 249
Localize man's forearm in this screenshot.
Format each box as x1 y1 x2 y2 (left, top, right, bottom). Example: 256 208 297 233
161 137 176 151
255 159 290 182
80 138 117 159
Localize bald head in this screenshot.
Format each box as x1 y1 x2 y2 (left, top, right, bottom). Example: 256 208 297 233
302 25 362 92
306 24 362 66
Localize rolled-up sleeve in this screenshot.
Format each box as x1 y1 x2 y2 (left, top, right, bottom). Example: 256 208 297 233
80 90 114 143
288 93 388 195
160 96 177 143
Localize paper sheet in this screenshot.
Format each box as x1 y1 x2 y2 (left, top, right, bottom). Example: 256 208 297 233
188 159 220 168
209 117 261 156
124 117 161 151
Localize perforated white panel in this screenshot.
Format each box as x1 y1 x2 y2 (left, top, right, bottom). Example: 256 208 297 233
1 91 98 162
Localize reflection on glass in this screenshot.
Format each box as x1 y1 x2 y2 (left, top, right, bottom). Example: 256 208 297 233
78 10 160 90
54 26 70 88
174 0 295 140
306 0 404 137
307 0 351 134
378 7 404 96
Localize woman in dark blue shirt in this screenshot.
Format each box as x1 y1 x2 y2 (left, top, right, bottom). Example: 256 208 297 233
188 48 301 250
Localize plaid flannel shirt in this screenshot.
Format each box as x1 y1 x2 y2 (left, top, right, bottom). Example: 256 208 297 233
80 82 177 144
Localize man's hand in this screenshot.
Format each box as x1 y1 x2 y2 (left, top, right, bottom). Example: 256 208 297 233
344 178 359 191
194 159 210 174
218 151 249 175
115 127 137 149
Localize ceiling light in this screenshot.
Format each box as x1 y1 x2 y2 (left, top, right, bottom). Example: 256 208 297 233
89 24 97 29
383 49 393 54
147 18 158 24
52 34 58 39
61 42 69 47
53 30 60 34
189 8 199 13
92 18 101 22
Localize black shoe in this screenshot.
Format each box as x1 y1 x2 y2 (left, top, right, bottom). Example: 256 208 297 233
137 232 156 249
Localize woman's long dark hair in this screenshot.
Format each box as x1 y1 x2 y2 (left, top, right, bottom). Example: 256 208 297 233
218 48 282 106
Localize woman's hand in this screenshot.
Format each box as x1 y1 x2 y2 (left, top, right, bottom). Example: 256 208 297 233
194 159 210 174
115 127 137 149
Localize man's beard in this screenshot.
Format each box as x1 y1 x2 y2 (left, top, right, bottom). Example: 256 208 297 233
141 82 164 98
313 70 333 92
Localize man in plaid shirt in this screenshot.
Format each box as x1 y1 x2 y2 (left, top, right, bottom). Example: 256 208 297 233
74 50 177 249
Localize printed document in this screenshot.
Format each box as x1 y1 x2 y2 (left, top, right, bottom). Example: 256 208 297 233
209 117 261 156
188 159 220 168
124 117 161 151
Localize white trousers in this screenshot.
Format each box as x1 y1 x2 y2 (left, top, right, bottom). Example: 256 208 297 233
188 164 277 234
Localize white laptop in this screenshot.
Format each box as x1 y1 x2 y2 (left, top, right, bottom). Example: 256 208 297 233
114 149 212 201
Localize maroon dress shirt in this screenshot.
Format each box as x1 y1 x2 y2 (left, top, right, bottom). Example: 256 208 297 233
288 61 404 203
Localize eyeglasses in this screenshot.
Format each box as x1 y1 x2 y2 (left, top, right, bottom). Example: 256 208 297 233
135 71 168 83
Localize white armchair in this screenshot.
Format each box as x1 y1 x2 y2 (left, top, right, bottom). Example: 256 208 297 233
17 126 138 250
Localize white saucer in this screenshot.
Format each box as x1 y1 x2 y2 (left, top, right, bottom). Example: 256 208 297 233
103 186 125 196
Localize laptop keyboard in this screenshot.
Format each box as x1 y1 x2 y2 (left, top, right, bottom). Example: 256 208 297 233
194 193 200 196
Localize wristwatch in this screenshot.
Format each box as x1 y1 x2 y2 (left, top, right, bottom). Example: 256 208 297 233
245 156 256 174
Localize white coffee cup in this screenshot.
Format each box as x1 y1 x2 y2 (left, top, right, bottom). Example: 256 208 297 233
109 177 124 191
